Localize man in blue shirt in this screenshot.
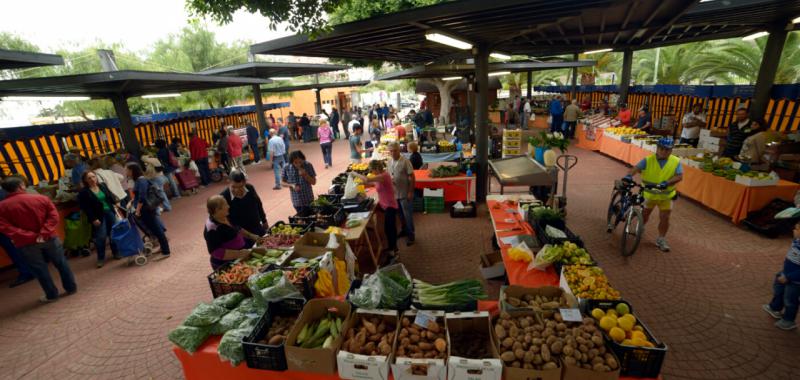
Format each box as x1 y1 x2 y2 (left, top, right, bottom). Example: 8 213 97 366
330 107 341 140
245 121 260 163
277 119 291 162
64 153 87 189
549 96 564 133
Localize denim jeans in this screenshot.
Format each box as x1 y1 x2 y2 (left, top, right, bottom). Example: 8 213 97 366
0 232 33 279
272 155 285 187
770 274 800 323
151 176 172 211
195 157 211 185
321 142 333 166
563 121 577 139
550 115 563 133
92 209 119 262
164 172 180 197
139 209 170 255
396 198 415 239
21 238 77 300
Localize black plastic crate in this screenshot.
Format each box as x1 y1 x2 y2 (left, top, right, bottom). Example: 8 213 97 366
275 266 318 300
266 221 313 236
450 202 477 218
582 299 667 378
289 206 345 229
742 198 798 238
207 262 252 298
531 218 584 248
242 297 306 371
316 193 343 206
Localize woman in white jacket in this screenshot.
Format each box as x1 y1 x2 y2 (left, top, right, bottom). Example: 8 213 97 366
88 158 129 206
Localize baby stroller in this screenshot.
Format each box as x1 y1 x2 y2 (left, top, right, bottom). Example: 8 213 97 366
111 208 156 266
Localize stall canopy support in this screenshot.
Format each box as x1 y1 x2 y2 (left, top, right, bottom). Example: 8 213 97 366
474 45 490 203
526 70 532 99
751 22 789 119
570 53 578 100
315 88 322 115
619 49 633 105
252 84 268 134
110 94 141 159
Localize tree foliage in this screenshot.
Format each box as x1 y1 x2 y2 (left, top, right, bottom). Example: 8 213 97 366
185 0 343 36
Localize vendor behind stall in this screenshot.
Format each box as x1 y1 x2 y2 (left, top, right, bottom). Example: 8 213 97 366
203 195 260 270
63 153 87 189
723 107 754 157
220 170 268 240
738 119 770 168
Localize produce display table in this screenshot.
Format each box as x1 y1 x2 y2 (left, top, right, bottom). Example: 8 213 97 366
577 126 800 223
343 201 383 272
414 169 475 202
486 197 559 287
0 201 78 268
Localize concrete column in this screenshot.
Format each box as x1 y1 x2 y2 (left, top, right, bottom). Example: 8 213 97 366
110 94 141 159
751 24 789 119
474 45 490 202
619 49 633 105
252 85 268 134
315 89 322 115
526 70 532 99
571 53 579 100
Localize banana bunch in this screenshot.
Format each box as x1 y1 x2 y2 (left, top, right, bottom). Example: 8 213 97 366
607 127 645 136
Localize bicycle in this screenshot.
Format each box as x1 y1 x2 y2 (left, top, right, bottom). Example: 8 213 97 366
606 178 664 256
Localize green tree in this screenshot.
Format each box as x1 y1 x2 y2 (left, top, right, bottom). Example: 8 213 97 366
185 0 344 35
632 42 713 85
690 32 800 84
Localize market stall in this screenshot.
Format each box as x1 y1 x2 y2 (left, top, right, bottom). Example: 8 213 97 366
414 169 475 203
577 119 800 223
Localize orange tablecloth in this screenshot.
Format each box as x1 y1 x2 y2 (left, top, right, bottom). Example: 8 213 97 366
487 199 559 287
0 202 78 268
576 127 603 151
577 129 800 224
414 169 474 202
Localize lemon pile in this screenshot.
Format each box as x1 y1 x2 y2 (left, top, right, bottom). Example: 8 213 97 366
606 127 646 136
592 303 655 348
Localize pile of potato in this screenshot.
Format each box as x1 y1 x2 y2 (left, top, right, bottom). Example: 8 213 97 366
494 311 619 373
504 293 571 317
341 315 396 356
394 316 447 360
258 315 295 346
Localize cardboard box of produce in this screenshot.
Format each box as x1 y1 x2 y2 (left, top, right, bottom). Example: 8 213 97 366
499 285 579 313
445 311 502 380
391 310 447 380
285 298 352 374
292 232 346 260
337 309 399 380
559 266 620 307
562 361 621 380
735 174 779 187
479 252 506 280
491 310 561 380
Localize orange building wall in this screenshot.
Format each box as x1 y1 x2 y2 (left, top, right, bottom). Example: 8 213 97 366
262 87 362 119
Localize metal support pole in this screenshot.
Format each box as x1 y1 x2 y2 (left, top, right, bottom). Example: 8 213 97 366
252 85 268 134
315 89 322 115
110 94 141 159
619 49 633 105
474 45 490 202
526 70 532 99
571 53 578 100
751 24 789 119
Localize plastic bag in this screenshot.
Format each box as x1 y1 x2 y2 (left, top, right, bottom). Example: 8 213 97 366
350 263 412 309
531 244 559 271
343 174 359 199
234 297 265 316
508 241 534 263
248 270 302 305
218 328 250 367
210 310 248 335
183 303 230 327
168 325 211 354
212 292 246 309
349 274 381 309
545 225 567 239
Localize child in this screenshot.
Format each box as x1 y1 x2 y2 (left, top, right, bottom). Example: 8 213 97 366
763 221 800 330
350 160 399 256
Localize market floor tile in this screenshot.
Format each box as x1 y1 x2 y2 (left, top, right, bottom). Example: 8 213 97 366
0 140 798 379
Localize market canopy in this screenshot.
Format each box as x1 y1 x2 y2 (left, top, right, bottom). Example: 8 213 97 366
376 60 596 80
0 49 64 70
259 80 371 93
250 0 799 63
198 62 349 78
0 70 269 98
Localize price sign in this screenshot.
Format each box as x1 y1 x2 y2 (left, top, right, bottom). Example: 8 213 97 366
414 311 437 329
559 308 583 323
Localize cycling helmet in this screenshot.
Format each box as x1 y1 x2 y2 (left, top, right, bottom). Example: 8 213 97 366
656 137 674 149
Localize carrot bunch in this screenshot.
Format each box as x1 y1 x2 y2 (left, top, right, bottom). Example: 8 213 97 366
214 262 256 284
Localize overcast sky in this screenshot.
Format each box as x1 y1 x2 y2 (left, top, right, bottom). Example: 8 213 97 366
1 0 293 52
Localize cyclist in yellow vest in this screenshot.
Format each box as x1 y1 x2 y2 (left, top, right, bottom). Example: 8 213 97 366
627 137 683 252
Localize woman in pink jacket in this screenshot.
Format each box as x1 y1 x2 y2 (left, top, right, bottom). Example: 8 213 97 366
317 120 334 168
227 128 245 173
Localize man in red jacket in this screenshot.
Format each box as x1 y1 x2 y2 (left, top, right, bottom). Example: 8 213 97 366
0 177 77 302
189 131 211 186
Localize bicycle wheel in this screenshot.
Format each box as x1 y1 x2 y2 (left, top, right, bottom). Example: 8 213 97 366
606 190 624 232
620 207 644 257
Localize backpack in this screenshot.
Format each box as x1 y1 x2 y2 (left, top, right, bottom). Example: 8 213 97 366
143 179 164 211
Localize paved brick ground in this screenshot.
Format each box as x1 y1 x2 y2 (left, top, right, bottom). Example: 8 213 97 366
0 137 798 379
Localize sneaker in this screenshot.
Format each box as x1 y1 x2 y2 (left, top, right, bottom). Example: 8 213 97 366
96 260 104 268
64 290 77 296
763 304 783 319
655 237 671 252
39 295 58 303
775 319 797 330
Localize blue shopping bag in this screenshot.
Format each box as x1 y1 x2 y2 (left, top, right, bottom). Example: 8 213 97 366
111 216 144 258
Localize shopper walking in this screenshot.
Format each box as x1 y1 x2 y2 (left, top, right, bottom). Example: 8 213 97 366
300 113 311 143
318 120 334 168
505 103 519 130
203 195 260 270
349 123 365 163
549 96 564 133
341 107 351 139
387 142 416 246
189 131 211 186
0 177 34 288
351 160 399 256
330 107 341 140
127 162 171 258
278 119 291 162
523 98 532 130
762 221 800 331
217 128 231 174
155 139 181 199
227 128 246 174
282 150 317 214
221 170 268 240
246 121 260 164
88 158 128 206
268 129 287 189
563 99 583 139
287 111 299 141
0 177 77 302
77 171 120 267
